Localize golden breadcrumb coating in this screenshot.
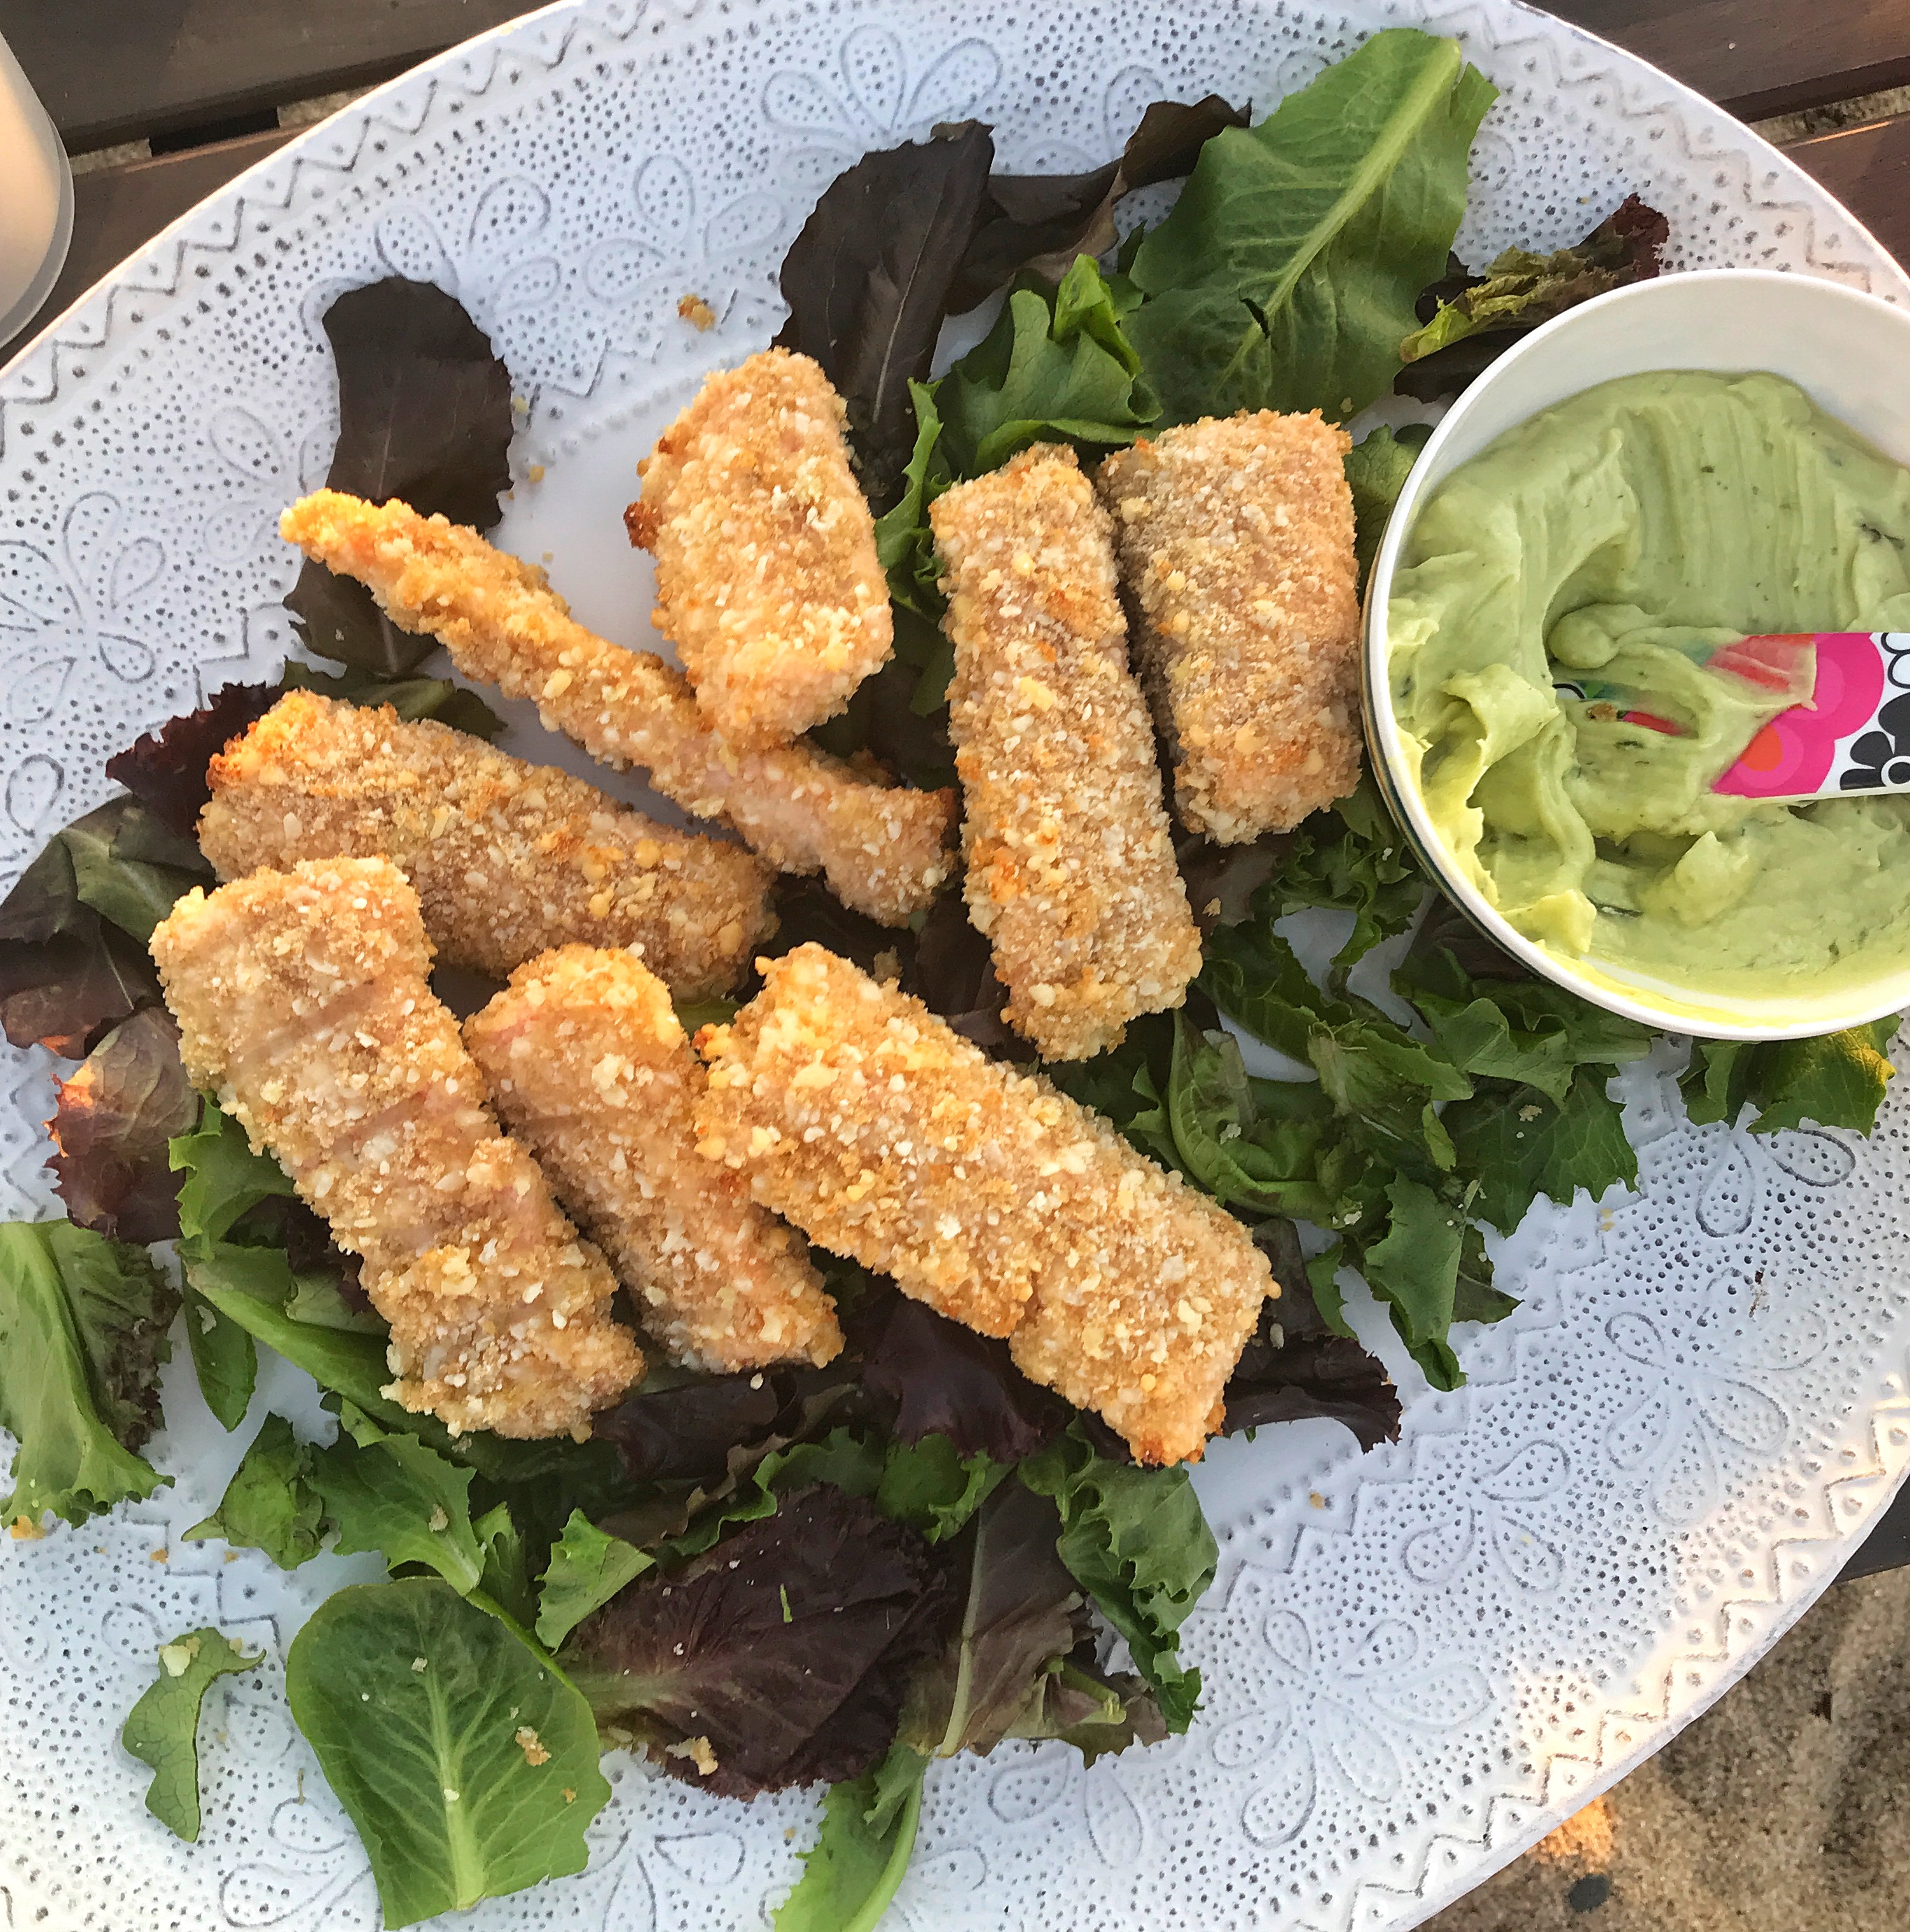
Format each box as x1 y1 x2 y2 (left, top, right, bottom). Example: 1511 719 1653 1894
465 944 841 1373
150 858 643 1438
198 691 772 999
695 944 1275 1465
279 491 955 925
628 349 892 744
929 444 1200 1062
1097 412 1362 842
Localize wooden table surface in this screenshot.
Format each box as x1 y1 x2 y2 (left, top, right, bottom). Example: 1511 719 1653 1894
0 0 1907 1578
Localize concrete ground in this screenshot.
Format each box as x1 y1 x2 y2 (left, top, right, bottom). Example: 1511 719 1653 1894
1426 1567 1910 1932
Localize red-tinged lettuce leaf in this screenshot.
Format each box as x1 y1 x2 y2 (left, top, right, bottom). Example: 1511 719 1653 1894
858 1295 1066 1462
896 1480 1083 1758
565 1484 954 1797
104 682 279 837
1222 1222 1401 1450
592 1370 782 1485
1396 194 1667 401
0 1219 179 1529
50 1007 200 1242
288 278 515 675
774 123 996 509
898 884 1031 1060
946 95 1249 312
0 800 190 1057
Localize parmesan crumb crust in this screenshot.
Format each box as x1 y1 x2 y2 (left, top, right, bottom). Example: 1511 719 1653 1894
629 349 892 745
279 491 955 926
199 691 772 998
465 944 842 1373
150 857 643 1438
696 944 1275 1464
929 444 1200 1061
1097 412 1362 841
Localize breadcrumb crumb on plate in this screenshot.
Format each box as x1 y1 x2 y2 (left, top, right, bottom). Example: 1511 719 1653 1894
629 348 892 746
465 944 841 1373
150 856 643 1439
930 443 1200 1061
696 944 1274 1464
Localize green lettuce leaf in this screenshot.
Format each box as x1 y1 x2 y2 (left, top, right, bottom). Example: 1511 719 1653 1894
0 1219 178 1529
876 1435 1008 1543
285 1578 609 1928
1359 1176 1465 1388
121 1627 258 1840
185 1413 324 1568
1017 1429 1215 1731
171 1097 296 1245
1345 424 1429 591
1127 29 1496 423
935 255 1159 477
1680 1021 1899 1135
310 1408 493 1595
535 1510 653 1649
182 1283 259 1430
774 1743 929 1932
1444 1066 1637 1237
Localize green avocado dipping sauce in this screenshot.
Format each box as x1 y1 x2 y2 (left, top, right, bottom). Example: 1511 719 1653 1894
1387 370 1910 1002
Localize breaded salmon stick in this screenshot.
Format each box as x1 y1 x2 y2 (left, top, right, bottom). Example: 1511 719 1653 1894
1097 412 1362 841
696 945 1274 1465
150 858 643 1439
198 690 772 999
280 491 955 926
626 349 892 744
465 944 842 1372
929 445 1200 1062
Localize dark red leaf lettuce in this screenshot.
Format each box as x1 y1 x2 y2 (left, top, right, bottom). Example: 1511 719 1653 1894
858 1295 1065 1462
1222 1219 1401 1450
565 1484 953 1796
50 1007 199 1242
287 279 515 675
947 95 1248 312
774 124 997 510
104 682 278 837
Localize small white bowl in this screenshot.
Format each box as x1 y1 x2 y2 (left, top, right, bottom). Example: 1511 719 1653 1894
1363 268 1910 1041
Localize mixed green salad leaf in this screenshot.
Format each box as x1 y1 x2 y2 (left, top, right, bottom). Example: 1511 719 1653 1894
0 28 1901 1930
286 1578 610 1928
122 1627 258 1840
1125 30 1496 424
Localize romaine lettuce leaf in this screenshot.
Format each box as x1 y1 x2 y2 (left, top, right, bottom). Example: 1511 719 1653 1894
121 1626 257 1840
0 1218 178 1529
1127 29 1495 424
285 1578 609 1928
